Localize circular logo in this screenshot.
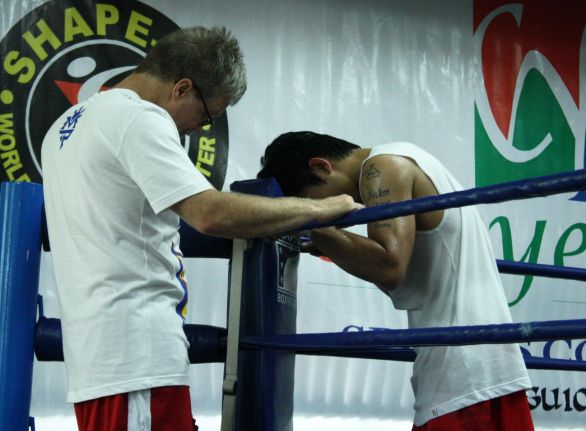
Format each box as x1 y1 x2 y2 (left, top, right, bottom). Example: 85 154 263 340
0 0 229 189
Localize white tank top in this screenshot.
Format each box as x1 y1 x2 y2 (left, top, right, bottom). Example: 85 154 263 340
362 142 531 426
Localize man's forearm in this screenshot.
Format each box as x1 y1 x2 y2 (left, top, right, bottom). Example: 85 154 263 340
173 190 359 239
309 229 402 292
201 192 322 238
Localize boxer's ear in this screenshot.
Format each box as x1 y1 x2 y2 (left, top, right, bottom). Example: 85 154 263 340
308 157 333 174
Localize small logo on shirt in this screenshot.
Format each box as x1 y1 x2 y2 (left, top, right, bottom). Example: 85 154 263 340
59 106 85 149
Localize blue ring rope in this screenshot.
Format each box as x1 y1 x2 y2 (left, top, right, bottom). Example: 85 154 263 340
285 173 586 370
523 357 586 372
497 259 586 282
288 347 586 372
239 318 586 350
301 169 586 231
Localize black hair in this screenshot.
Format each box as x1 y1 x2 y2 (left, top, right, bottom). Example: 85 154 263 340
257 131 360 196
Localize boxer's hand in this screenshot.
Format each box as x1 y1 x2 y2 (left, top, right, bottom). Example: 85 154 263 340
314 195 363 224
300 238 323 257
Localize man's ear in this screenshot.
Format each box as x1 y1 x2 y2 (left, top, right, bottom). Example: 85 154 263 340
172 78 193 98
308 157 333 174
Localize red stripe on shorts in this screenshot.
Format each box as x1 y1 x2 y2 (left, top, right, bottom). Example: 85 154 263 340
412 390 534 431
74 386 198 431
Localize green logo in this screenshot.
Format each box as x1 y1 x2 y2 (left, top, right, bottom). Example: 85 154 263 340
474 3 583 189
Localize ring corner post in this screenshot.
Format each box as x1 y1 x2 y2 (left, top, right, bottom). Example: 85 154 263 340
228 178 298 431
0 181 44 431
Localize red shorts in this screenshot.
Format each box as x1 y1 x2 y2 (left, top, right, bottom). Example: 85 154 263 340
412 390 534 431
74 386 198 431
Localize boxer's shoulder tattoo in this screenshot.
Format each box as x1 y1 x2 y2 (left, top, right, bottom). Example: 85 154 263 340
366 188 390 201
363 164 380 181
374 222 392 229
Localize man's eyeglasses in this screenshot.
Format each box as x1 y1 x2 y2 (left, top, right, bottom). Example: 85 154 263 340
193 82 214 127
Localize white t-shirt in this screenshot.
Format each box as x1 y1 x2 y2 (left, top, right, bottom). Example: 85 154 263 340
362 142 531 426
41 89 213 403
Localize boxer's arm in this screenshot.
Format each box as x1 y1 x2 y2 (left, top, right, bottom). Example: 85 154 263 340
308 155 416 293
172 189 361 240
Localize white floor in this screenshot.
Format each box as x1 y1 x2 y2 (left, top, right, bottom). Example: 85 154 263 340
32 415 582 431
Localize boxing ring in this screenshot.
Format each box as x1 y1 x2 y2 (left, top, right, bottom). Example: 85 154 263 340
1 169 586 431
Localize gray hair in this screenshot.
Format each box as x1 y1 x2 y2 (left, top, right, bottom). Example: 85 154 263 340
135 26 247 105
